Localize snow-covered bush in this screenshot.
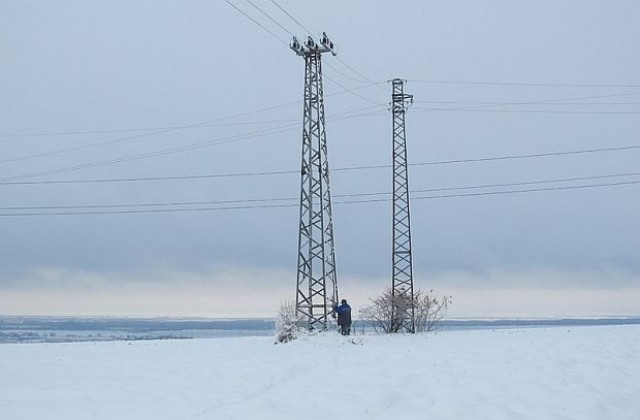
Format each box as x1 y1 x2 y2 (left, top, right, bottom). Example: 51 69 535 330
274 300 303 343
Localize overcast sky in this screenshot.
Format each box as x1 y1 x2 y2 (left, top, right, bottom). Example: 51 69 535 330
1 0 638 318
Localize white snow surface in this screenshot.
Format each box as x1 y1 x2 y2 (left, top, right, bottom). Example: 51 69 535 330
1 325 639 420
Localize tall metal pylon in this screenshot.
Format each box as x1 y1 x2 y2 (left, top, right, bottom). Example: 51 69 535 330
390 78 415 333
290 33 339 330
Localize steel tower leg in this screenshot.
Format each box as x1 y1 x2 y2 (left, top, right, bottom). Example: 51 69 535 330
391 78 415 333
292 35 339 330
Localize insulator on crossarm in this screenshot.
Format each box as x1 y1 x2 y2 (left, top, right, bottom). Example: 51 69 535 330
320 32 337 56
305 36 316 50
321 32 329 46
290 37 305 55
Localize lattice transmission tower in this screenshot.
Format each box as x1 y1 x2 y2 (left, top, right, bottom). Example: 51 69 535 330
390 78 415 333
290 33 339 330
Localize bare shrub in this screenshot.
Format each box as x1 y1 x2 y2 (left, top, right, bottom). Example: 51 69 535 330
414 289 452 333
360 287 452 334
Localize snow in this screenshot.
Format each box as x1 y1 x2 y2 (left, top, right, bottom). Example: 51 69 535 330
1 325 639 420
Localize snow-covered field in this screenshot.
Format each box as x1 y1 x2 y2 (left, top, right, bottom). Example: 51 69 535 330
1 325 638 420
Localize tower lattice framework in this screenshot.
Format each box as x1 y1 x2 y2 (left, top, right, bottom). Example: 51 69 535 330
291 34 339 330
391 78 415 333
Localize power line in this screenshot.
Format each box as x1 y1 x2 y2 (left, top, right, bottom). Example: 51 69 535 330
324 61 372 84
5 90 634 143
1 144 637 186
4 92 635 141
0 121 213 165
0 0 296 167
0 196 296 211
408 91 640 118
0 123 299 182
408 79 640 89
2 2 286 160
325 79 387 104
0 105 386 182
1 1 303 176
409 144 640 166
415 91 640 114
5 93 635 170
223 0 288 46
0 169 299 186
411 180 640 201
0 202 296 217
335 57 378 85
331 143 640 170
324 75 383 105
412 107 640 116
412 172 640 193
413 100 640 106
1 179 637 217
2 172 638 209
334 171 640 199
0 101 302 164
0 80 385 167
339 180 640 205
333 57 388 93
244 0 293 36
1 80 382 143
0 119 298 139
268 0 312 35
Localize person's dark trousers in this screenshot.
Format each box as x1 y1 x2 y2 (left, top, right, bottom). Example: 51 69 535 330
340 325 351 336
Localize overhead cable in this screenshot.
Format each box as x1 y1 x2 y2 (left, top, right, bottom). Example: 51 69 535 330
1 179 637 217
1 144 638 186
408 79 640 89
223 0 288 46
0 105 386 182
268 0 312 35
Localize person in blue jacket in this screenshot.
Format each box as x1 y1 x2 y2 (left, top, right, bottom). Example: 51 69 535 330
334 299 352 336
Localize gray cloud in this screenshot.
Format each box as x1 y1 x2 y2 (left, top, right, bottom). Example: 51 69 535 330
1 0 639 316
